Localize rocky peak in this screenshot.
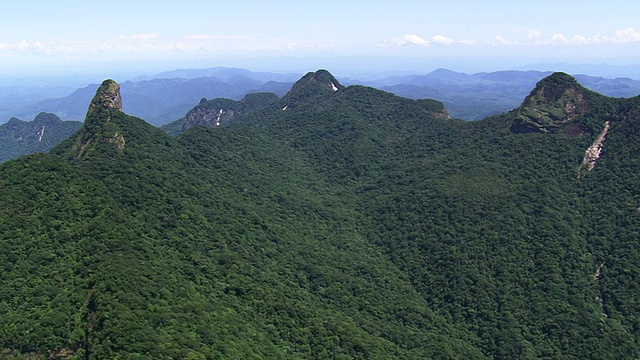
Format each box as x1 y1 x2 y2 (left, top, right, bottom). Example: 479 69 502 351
89 79 122 113
291 69 343 92
511 72 590 133
65 80 127 159
281 70 343 106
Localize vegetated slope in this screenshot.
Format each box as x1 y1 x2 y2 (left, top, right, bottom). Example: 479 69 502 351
1 71 639 359
0 112 81 163
0 77 480 359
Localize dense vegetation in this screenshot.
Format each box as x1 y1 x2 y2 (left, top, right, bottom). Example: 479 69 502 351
1 71 639 359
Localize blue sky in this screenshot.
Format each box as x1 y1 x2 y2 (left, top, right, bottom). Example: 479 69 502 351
2 0 640 80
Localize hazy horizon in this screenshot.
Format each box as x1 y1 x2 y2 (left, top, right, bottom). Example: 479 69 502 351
2 0 640 84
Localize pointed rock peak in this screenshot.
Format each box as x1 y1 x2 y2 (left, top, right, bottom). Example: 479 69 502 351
89 79 122 113
61 79 129 160
511 72 591 133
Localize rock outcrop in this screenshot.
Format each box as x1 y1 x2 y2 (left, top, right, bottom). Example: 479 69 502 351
578 121 611 178
88 79 122 112
510 72 590 133
168 92 279 134
67 80 127 159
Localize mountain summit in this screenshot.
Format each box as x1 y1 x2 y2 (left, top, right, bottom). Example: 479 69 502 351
56 79 171 161
511 72 593 133
281 69 344 106
89 79 122 112
60 80 127 159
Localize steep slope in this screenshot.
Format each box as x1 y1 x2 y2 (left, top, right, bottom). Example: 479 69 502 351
0 112 81 162
1 71 640 359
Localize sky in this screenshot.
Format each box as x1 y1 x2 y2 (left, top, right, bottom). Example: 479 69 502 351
1 0 640 82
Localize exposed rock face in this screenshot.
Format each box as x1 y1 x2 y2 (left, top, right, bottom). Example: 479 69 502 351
181 103 236 132
170 92 279 134
578 121 611 178
416 99 451 120
107 132 126 153
511 72 590 133
89 79 122 112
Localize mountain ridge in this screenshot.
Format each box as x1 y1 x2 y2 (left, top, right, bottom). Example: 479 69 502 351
164 69 451 136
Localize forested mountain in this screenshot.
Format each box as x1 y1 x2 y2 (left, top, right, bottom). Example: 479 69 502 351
1 70 639 359
0 112 81 163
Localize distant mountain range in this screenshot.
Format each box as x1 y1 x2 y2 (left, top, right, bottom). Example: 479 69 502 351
7 67 640 126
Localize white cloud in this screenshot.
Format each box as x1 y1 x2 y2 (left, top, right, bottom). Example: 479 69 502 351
525 27 640 46
611 27 640 43
0 40 77 56
550 33 569 44
432 35 455 45
391 34 430 46
527 30 543 41
185 35 252 40
380 27 640 51
489 35 519 46
527 30 545 44
383 28 640 49
547 33 589 45
118 33 159 41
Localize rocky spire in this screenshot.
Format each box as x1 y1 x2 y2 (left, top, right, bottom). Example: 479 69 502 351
63 79 127 160
88 79 122 113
